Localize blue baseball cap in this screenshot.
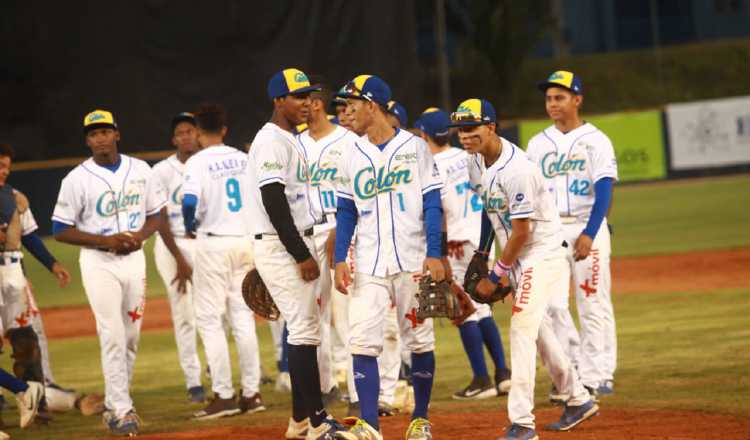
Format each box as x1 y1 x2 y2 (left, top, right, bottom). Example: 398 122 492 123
448 99 497 127
340 75 392 107
387 101 408 127
415 107 451 138
538 70 583 95
267 68 321 100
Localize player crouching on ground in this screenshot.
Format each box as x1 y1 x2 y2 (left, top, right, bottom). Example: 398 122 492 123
333 74 446 440
413 109 512 400
52 110 167 436
451 99 598 440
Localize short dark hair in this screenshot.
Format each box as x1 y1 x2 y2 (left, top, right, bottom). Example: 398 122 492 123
195 103 227 134
431 133 450 146
0 143 16 160
307 75 333 109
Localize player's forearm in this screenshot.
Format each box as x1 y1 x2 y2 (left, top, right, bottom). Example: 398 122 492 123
54 226 109 249
137 212 162 241
260 183 311 263
21 232 57 271
582 177 614 239
478 209 494 254
334 197 357 263
422 189 443 258
499 218 530 267
156 207 186 261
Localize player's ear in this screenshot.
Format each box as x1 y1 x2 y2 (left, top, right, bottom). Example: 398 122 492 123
575 95 584 108
114 130 121 142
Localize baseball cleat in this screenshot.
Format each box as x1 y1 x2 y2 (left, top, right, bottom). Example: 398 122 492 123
334 418 383 439
104 410 141 437
286 417 309 439
238 392 266 414
497 424 538 440
192 394 241 420
549 385 569 405
405 417 432 440
452 375 496 400
377 400 399 416
584 385 600 403
306 418 347 440
597 380 614 395
0 430 8 440
17 381 44 428
495 368 512 395
187 385 207 403
545 399 599 431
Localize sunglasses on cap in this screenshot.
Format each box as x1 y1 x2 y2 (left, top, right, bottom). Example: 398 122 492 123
343 82 373 103
450 111 490 125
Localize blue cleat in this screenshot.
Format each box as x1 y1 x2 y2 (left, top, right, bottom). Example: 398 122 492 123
307 417 347 440
546 399 599 432
597 380 614 395
497 424 538 440
104 410 141 437
187 385 207 403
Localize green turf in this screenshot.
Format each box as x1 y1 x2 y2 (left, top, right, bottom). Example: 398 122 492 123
3 286 749 439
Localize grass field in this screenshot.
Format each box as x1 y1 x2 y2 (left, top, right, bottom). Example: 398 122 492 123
2 174 749 439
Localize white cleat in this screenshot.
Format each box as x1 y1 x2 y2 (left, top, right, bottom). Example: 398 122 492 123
17 381 44 428
286 417 310 439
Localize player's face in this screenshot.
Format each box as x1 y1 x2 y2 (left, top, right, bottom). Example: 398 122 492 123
457 124 492 154
85 128 119 158
545 87 581 122
281 92 312 126
172 122 200 155
345 98 374 134
335 104 351 129
0 155 10 186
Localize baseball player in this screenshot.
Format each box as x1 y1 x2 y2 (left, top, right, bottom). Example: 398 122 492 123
0 366 44 433
334 74 446 440
526 71 618 398
413 108 512 400
386 101 408 129
152 112 206 403
453 98 597 440
248 68 345 440
295 80 359 406
181 103 264 419
52 109 167 436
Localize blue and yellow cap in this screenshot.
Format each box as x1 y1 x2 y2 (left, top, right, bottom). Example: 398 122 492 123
83 109 117 133
448 99 496 127
340 75 391 107
415 107 451 138
538 70 583 95
386 101 408 127
267 68 321 100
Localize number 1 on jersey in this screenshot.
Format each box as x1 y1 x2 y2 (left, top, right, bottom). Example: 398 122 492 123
226 178 242 212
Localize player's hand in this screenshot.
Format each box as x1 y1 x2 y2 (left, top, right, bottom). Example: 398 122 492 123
325 229 336 268
172 256 193 294
423 256 446 282
334 262 352 294
51 262 71 288
447 241 465 259
103 233 141 254
573 233 594 261
476 277 498 299
298 256 320 282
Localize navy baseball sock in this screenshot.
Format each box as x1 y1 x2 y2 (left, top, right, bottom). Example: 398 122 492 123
289 369 306 423
288 344 328 427
410 351 435 420
280 324 289 373
352 354 380 430
479 317 507 371
459 321 489 379
0 368 27 394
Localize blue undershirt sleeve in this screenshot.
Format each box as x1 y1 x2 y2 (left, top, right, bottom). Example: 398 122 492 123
478 208 493 253
334 197 358 263
21 232 57 271
182 193 198 234
51 221 71 235
582 177 614 239
423 189 443 258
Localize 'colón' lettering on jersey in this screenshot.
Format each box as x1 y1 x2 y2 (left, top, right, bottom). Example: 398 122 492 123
354 165 412 199
540 152 586 178
96 191 141 217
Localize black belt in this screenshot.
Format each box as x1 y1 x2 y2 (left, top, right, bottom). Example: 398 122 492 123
254 227 314 240
0 256 19 265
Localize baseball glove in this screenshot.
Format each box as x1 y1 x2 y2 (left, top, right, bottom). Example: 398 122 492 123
76 393 105 416
415 274 476 323
241 269 280 321
463 252 514 304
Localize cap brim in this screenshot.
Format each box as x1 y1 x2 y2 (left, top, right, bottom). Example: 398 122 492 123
84 122 117 133
538 81 579 94
288 84 322 96
447 120 488 128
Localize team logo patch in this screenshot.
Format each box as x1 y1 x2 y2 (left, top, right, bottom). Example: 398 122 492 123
294 72 308 83
515 193 524 202
262 161 283 172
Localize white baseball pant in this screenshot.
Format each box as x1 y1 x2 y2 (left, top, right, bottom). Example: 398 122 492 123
312 227 336 394
193 234 260 399
153 235 203 390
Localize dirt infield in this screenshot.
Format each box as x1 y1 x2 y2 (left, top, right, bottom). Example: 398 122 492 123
40 247 750 340
133 408 750 439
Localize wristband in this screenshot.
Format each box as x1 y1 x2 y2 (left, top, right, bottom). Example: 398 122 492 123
440 232 448 257
487 260 511 284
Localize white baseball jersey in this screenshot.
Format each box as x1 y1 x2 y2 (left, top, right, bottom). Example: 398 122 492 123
433 147 482 247
296 125 358 221
248 122 317 234
152 154 187 236
337 129 443 277
183 144 252 236
526 123 618 220
52 155 166 235
468 137 563 270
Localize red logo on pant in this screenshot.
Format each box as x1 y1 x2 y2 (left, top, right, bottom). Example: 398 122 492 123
405 308 424 328
15 315 29 327
512 268 533 315
128 308 142 323
579 249 600 297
